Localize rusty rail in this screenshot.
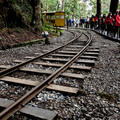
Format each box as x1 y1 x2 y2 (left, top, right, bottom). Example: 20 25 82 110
0 30 78 78
0 31 92 120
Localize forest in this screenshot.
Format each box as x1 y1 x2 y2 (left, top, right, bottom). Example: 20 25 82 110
0 0 119 30
0 0 119 48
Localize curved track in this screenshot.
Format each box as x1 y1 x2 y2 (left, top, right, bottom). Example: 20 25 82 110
0 30 93 120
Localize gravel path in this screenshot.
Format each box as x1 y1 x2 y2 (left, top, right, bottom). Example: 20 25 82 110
0 31 74 65
0 30 120 119
32 31 120 119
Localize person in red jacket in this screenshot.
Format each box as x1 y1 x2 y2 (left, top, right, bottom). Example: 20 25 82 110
94 14 98 29
105 12 114 36
115 11 120 38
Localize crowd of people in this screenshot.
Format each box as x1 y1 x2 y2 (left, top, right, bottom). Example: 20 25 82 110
67 11 120 39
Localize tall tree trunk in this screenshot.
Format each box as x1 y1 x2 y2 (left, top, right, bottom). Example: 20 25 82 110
72 3 75 20
35 0 42 31
72 7 75 20
56 0 59 11
110 0 119 15
61 0 65 12
46 1 48 11
97 0 101 17
30 0 36 26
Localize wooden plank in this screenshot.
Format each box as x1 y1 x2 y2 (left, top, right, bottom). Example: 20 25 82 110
51 54 73 57
24 56 35 59
42 58 95 65
0 65 84 79
63 48 80 51
20 105 57 120
57 51 99 56
80 56 98 60
14 60 92 71
0 76 39 86
0 76 79 94
84 52 99 56
25 54 97 60
72 41 87 44
47 84 79 94
87 49 100 53
66 46 99 49
57 51 77 54
69 45 84 48
0 66 85 79
43 49 99 53
20 68 85 79
50 54 97 60
0 65 11 69
0 98 57 120
0 98 14 108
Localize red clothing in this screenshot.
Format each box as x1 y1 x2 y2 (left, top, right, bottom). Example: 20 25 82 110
94 17 98 22
115 14 120 26
113 15 116 19
105 17 114 25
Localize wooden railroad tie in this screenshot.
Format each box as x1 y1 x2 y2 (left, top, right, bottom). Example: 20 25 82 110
63 48 100 52
14 59 92 71
56 51 99 56
0 98 57 120
41 58 95 66
24 56 95 66
0 65 85 79
24 57 95 66
50 54 98 60
0 76 79 94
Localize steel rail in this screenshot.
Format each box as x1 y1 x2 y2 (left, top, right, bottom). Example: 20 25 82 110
0 32 92 120
0 30 83 120
0 30 80 78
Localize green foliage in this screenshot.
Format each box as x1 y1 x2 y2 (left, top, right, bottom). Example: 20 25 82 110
42 0 59 12
0 0 119 30
0 0 32 28
41 0 116 19
0 39 43 50
42 24 54 32
99 92 116 102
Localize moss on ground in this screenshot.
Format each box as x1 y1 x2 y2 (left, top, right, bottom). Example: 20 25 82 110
0 39 44 50
98 92 118 102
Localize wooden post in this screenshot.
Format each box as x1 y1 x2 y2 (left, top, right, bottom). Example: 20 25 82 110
0 36 2 47
45 37 49 44
56 26 58 33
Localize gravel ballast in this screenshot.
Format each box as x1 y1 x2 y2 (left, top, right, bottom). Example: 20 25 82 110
0 30 120 119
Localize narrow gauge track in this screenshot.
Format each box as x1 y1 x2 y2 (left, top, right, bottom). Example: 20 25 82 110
0 30 96 120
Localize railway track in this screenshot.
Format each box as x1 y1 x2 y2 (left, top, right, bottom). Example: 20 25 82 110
0 30 99 120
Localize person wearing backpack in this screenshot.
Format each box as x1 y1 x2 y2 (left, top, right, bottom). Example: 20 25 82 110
105 12 114 36
115 11 120 38
90 15 95 29
94 14 98 29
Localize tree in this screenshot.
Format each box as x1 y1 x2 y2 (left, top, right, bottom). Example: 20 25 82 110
35 0 42 31
97 0 101 17
42 0 59 12
56 0 60 11
102 0 110 15
61 0 65 12
30 0 37 26
110 0 119 15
